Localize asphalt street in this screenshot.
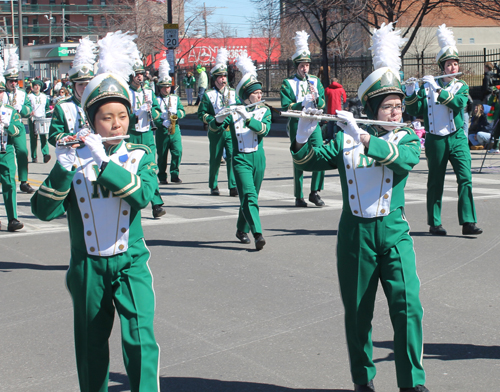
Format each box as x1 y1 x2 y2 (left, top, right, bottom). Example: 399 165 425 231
1 118 500 391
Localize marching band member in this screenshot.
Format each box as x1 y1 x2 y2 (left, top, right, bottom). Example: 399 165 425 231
3 47 34 193
405 25 482 236
27 79 51 163
154 59 185 184
280 31 326 207
290 24 429 392
211 53 271 250
31 31 160 392
0 70 25 231
128 55 166 218
197 47 239 196
49 38 96 146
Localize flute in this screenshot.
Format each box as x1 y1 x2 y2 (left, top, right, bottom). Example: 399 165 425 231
215 100 266 121
281 110 404 128
57 135 130 147
403 72 462 85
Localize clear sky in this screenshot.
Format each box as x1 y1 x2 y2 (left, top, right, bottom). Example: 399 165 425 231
185 0 257 38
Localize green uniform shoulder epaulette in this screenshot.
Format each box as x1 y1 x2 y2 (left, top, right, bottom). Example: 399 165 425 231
395 125 416 135
55 97 72 106
3 103 16 111
125 142 152 154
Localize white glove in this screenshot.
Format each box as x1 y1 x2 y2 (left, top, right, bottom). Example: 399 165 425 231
296 107 321 144
169 108 177 115
84 134 109 168
140 103 149 111
301 94 315 109
406 81 418 96
422 75 440 91
235 105 252 120
160 111 170 120
336 110 368 144
56 144 77 171
163 119 171 128
14 104 23 112
75 128 90 139
215 108 232 123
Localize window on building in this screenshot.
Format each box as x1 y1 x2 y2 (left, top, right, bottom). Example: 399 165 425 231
88 0 93 4
88 16 94 26
31 0 38 5
22 16 28 25
457 38 462 44
101 16 107 27
23 37 29 46
100 0 106 5
50 0 55 3
14 16 18 26
470 38 475 44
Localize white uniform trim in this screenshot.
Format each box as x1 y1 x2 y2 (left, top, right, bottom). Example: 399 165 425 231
59 100 87 134
28 93 48 117
157 95 178 115
206 88 236 114
425 79 463 136
232 107 267 153
4 89 27 110
285 76 318 103
130 88 154 133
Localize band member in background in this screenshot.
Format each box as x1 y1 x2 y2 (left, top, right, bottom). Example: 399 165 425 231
0 72 25 231
27 79 51 163
280 31 326 208
183 71 196 106
3 47 34 193
291 24 429 392
31 31 160 392
197 47 239 197
212 53 271 250
154 59 185 184
405 24 482 236
128 56 166 218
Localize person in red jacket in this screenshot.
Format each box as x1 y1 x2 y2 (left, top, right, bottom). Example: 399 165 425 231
325 78 346 141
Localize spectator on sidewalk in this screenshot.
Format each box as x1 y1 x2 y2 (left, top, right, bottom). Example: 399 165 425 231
468 104 491 149
324 77 346 140
195 65 208 106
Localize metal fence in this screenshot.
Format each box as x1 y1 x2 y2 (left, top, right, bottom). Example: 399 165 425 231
175 48 500 100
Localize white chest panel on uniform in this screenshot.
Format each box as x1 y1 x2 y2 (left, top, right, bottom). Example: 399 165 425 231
157 95 178 114
206 88 236 114
4 90 27 110
28 93 48 118
343 130 407 218
285 76 318 103
425 80 463 136
60 100 86 134
130 88 154 133
73 144 144 257
231 107 267 153
0 105 14 136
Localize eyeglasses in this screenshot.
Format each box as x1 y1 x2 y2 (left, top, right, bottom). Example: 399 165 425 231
380 104 405 113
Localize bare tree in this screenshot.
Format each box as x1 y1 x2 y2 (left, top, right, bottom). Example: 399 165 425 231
249 0 281 64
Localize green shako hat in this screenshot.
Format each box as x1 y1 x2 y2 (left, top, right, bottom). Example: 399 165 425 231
31 79 44 87
211 47 228 78
435 24 459 70
291 31 311 65
157 59 172 87
3 46 19 80
235 53 261 102
68 37 96 82
358 23 406 119
81 31 139 130
132 57 145 74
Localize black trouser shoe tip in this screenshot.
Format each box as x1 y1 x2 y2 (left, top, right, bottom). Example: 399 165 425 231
7 219 24 232
295 198 307 207
229 187 238 197
309 191 325 207
211 187 220 196
429 225 447 236
400 385 430 392
354 379 375 392
20 182 35 193
171 176 182 184
254 234 266 250
462 222 482 235
236 230 251 244
152 205 166 218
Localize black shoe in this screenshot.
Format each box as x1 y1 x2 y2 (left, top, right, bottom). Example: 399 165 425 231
400 385 429 392
211 187 220 196
429 225 447 236
309 191 325 206
159 179 168 185
354 380 375 392
7 219 24 232
171 176 182 184
20 182 35 193
32 157 37 163
43 154 51 163
229 187 238 197
462 222 483 235
254 234 266 250
236 230 251 244
152 205 166 219
295 198 307 207
220 158 226 165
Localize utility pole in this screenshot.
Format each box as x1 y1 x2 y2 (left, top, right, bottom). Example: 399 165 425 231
48 11 52 44
204 3 207 38
17 0 23 58
9 0 14 44
62 8 65 42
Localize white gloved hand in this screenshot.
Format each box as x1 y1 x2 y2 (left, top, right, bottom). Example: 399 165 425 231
235 105 252 120
56 143 77 171
422 75 440 91
75 128 90 139
140 103 149 112
84 134 109 168
214 108 232 123
14 104 23 112
160 111 169 120
406 81 418 96
336 110 368 144
296 107 321 144
163 119 171 128
169 108 177 115
301 94 315 109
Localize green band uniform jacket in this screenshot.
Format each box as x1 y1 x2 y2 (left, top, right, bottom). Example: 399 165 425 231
48 96 88 146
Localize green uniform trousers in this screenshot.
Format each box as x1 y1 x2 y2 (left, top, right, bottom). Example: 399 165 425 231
233 149 265 234
66 239 160 392
424 130 477 226
337 208 425 389
12 127 28 182
208 130 236 190
28 119 49 160
288 123 324 198
0 146 18 221
128 130 164 207
155 129 182 181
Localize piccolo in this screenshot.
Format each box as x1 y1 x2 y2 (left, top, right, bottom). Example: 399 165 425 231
57 135 130 147
280 110 403 128
215 100 266 120
403 72 462 85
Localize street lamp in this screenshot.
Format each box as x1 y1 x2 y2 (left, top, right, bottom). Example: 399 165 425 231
44 13 54 43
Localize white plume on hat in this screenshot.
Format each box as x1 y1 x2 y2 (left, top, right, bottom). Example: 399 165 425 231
158 59 171 82
293 31 310 55
0 57 5 84
4 47 19 75
97 31 139 80
73 37 96 68
236 53 256 77
436 24 456 50
370 22 406 73
214 47 229 67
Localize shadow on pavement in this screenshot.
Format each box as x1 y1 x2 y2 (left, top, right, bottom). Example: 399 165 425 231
410 231 478 239
109 373 349 392
0 261 67 271
146 239 250 252
266 228 338 237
